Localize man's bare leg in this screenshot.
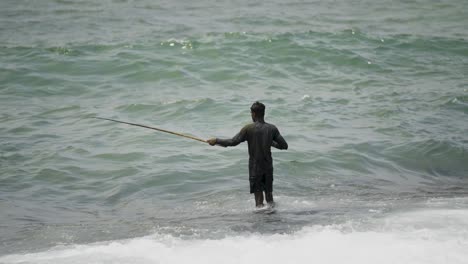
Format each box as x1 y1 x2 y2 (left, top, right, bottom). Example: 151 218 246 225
265 192 274 207
254 192 264 208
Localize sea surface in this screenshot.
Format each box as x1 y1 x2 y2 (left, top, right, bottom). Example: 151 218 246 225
1 0 468 263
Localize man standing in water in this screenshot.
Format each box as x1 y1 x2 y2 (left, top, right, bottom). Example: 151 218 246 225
207 102 288 208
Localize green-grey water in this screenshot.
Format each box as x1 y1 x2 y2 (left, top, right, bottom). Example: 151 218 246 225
1 0 468 263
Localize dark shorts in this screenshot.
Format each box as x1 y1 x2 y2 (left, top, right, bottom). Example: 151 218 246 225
249 174 273 193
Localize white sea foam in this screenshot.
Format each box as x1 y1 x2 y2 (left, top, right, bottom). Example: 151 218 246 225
2 208 467 264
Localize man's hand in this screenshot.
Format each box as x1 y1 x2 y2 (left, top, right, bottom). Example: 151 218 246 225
207 138 217 146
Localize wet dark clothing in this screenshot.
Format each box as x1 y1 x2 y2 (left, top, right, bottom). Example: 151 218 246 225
251 173 273 194
216 121 288 193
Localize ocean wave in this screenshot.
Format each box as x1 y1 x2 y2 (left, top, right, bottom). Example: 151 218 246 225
442 95 468 113
2 30 465 95
113 98 220 121
1 208 467 264
383 139 467 178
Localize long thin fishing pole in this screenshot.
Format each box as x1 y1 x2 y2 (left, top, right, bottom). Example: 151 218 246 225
94 117 207 143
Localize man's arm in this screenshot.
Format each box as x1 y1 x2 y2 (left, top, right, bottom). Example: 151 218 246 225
207 126 248 147
272 128 288 150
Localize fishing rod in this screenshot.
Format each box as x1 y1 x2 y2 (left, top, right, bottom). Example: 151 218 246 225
94 117 207 143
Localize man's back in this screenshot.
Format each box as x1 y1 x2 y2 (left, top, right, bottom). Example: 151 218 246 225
244 121 288 175
216 121 288 177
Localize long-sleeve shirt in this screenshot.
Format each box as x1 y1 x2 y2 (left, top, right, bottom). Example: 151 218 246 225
216 121 288 177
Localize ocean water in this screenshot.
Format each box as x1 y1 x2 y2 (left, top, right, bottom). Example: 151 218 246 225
1 0 468 263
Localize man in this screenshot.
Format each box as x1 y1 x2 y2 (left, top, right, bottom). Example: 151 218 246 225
207 101 288 208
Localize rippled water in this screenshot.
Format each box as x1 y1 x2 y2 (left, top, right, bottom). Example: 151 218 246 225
1 0 468 263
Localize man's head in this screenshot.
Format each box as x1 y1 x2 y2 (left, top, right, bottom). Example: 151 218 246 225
250 101 265 121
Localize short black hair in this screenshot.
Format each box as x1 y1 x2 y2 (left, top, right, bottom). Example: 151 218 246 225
250 101 265 117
